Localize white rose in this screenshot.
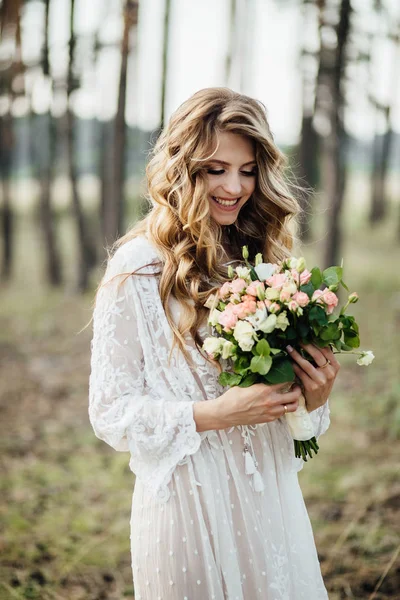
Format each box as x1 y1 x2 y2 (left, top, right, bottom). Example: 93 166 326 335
221 340 235 359
254 262 277 281
233 320 257 351
276 311 290 331
265 287 280 301
258 313 277 334
282 281 297 295
287 257 298 269
357 350 375 366
246 306 267 329
204 293 219 310
208 308 222 327
203 337 224 356
235 266 251 280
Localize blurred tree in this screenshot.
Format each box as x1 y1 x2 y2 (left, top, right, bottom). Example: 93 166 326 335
103 0 139 248
316 0 352 268
66 0 97 290
160 0 171 131
369 5 399 225
36 0 62 286
0 0 22 279
297 0 321 242
225 0 236 85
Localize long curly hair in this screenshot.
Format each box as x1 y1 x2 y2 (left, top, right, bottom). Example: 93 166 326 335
110 87 301 363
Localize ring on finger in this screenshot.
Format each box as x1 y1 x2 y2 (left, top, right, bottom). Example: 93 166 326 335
318 359 331 369
283 404 288 415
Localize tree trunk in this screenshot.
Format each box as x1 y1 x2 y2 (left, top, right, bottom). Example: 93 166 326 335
321 0 351 269
225 0 237 85
36 0 62 285
104 0 139 246
160 0 171 131
0 112 13 280
66 0 97 291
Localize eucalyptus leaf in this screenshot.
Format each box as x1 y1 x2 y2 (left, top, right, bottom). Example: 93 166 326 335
250 354 272 375
322 266 343 286
299 282 315 299
309 305 328 326
218 372 243 387
239 373 258 387
311 267 322 289
255 338 271 356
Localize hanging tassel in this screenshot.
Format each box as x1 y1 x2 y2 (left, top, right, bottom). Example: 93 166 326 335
245 450 257 474
252 469 265 493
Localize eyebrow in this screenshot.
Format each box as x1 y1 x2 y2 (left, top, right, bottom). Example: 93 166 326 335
207 159 257 167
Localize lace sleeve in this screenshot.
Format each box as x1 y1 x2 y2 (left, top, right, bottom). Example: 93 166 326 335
309 400 330 439
88 243 202 502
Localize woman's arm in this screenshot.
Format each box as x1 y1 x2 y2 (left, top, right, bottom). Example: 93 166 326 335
88 241 204 502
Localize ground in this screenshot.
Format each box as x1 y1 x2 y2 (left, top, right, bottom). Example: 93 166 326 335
0 202 399 599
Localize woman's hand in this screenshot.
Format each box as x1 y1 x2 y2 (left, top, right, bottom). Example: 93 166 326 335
214 382 303 429
286 342 340 412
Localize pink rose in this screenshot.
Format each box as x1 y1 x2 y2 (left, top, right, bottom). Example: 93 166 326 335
219 305 238 331
246 280 262 297
268 302 280 313
219 282 232 299
292 291 310 307
233 299 257 319
322 290 339 314
280 289 292 302
265 273 287 289
288 300 299 312
292 269 312 285
312 289 325 303
230 278 247 294
264 299 272 309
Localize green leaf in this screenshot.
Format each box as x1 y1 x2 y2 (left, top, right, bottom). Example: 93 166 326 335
333 339 342 352
296 320 310 338
263 358 295 384
340 343 354 351
233 355 250 375
218 372 243 387
239 373 258 387
250 354 272 375
255 338 271 356
299 282 315 299
250 267 259 281
322 266 343 287
341 278 349 291
270 348 281 355
320 323 341 341
311 267 322 289
343 330 360 348
309 305 328 326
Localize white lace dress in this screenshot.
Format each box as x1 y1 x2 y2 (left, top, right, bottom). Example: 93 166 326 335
88 235 330 600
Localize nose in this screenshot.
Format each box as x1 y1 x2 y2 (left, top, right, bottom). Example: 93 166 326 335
222 171 242 197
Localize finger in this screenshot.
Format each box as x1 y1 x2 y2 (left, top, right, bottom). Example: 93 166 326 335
287 346 325 381
299 342 330 368
292 363 319 389
272 400 299 417
273 385 302 404
318 345 341 370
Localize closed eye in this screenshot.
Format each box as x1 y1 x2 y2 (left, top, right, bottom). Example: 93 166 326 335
207 169 257 176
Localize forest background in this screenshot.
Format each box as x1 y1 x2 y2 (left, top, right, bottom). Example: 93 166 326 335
0 0 399 598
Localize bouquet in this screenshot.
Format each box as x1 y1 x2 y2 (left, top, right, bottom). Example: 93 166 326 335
202 246 374 462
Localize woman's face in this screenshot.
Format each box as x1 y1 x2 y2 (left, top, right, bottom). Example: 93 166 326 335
205 131 257 226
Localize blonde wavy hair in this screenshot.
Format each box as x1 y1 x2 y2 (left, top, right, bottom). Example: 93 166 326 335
106 87 301 363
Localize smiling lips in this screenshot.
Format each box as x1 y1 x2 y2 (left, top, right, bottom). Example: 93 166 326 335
212 195 241 209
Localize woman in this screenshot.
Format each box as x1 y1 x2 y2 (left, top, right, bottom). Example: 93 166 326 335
89 87 339 599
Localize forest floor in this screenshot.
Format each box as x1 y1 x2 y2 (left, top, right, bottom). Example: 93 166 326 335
0 204 399 599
